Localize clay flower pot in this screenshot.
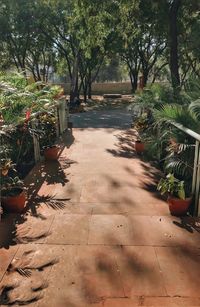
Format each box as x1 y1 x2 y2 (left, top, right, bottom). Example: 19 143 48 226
44 145 60 161
135 140 145 153
2 188 26 213
167 196 192 216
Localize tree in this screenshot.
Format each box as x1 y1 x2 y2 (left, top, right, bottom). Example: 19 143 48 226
153 0 200 92
79 48 105 101
32 0 119 101
169 0 182 90
0 0 55 82
0 0 34 78
117 0 167 91
179 4 200 84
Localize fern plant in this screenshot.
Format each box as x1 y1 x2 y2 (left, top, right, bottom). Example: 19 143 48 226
152 78 200 195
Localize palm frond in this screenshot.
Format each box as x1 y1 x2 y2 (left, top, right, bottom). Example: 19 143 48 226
165 157 193 178
189 99 200 122
154 104 199 132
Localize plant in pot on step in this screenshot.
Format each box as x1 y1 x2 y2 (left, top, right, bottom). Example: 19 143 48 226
0 171 26 213
157 173 192 216
39 112 60 161
0 130 26 213
135 137 145 154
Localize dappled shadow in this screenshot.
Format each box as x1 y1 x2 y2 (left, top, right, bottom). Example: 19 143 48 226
173 216 200 234
0 214 26 248
0 248 59 305
77 247 121 304
39 160 70 186
59 129 75 149
84 96 133 112
106 129 138 159
33 194 69 211
72 108 132 129
24 159 72 219
138 162 166 201
0 284 43 306
140 177 165 201
119 245 154 277
0 152 74 249
140 161 162 180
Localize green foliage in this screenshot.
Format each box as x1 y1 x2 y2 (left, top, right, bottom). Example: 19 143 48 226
133 113 149 132
154 104 200 132
0 73 62 124
0 0 199 92
157 173 186 199
0 73 62 179
0 175 24 196
128 83 173 122
131 79 199 196
37 112 57 148
144 129 170 163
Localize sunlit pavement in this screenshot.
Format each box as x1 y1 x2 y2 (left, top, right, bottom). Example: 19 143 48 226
1 106 200 306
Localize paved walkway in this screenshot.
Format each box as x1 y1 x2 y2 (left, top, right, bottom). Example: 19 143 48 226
1 107 200 306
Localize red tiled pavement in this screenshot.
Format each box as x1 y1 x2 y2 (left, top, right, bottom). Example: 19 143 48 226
0 107 200 306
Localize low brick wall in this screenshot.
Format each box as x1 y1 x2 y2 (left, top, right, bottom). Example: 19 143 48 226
55 82 132 95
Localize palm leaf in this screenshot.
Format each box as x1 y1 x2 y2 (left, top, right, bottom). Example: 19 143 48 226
165 158 193 178
189 99 200 122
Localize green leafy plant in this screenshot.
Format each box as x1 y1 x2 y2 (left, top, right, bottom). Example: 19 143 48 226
134 113 149 132
157 173 186 200
1 175 24 197
0 73 62 125
37 112 57 148
0 158 14 177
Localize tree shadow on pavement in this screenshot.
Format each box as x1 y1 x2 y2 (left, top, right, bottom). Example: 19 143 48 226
0 156 73 249
106 129 139 159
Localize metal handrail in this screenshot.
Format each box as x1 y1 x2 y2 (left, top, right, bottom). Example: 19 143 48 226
172 122 200 142
171 122 200 216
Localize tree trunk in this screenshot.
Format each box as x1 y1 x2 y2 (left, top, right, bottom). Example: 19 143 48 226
169 0 181 92
129 71 138 93
83 86 87 102
143 70 149 87
87 83 92 99
87 70 92 99
70 54 79 102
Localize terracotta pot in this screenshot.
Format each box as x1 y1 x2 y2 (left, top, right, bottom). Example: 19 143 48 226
44 146 60 161
135 141 145 153
167 196 192 216
1 169 9 176
2 188 26 213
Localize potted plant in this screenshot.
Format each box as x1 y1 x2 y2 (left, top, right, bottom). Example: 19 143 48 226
38 112 60 161
1 175 26 213
135 139 145 154
0 132 26 213
157 173 192 216
134 132 145 154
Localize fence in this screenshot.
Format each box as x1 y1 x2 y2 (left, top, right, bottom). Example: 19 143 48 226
172 122 200 216
31 99 69 162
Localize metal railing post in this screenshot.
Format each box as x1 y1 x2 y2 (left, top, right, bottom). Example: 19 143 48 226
194 143 200 216
55 106 60 137
31 119 41 163
192 141 199 195
58 100 67 134
66 101 69 130
171 123 200 217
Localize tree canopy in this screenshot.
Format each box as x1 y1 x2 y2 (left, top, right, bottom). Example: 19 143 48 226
0 0 199 99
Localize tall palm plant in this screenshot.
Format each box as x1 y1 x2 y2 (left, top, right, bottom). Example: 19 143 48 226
153 83 200 194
